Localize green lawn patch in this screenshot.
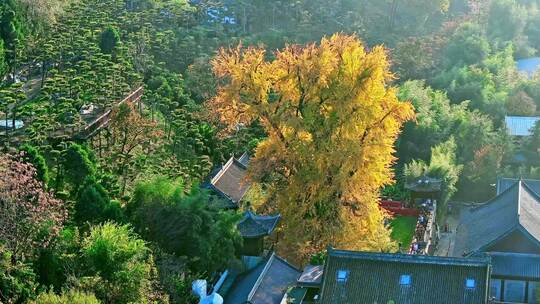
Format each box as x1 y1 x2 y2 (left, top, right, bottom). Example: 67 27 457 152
390 216 417 249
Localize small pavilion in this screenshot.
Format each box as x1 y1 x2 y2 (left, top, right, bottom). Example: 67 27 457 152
237 210 280 256
405 175 442 205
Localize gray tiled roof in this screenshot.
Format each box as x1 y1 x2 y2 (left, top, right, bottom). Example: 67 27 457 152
223 258 267 303
505 116 540 136
224 252 301 304
249 255 301 303
488 252 540 280
497 177 540 195
453 181 540 256
210 156 251 204
319 249 490 304
237 211 280 238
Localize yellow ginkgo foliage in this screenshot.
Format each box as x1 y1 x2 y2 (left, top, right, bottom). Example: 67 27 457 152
210 34 415 262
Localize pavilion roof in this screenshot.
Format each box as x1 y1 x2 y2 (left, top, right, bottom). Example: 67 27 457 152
237 210 280 238
405 175 442 193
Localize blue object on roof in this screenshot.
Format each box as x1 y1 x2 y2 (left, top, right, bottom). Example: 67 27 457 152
0 119 24 129
517 57 540 78
505 116 540 136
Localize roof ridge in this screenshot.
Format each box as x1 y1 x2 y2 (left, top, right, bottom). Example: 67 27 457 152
265 215 280 234
515 225 540 249
471 181 520 212
471 225 521 255
499 176 540 182
498 177 540 196
238 211 280 226
488 251 540 258
211 156 235 184
518 180 522 217
238 210 255 224
520 181 540 202
329 249 490 266
239 214 259 225
232 157 248 170
247 252 275 301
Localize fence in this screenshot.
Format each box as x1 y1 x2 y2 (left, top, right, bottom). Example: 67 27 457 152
78 87 144 139
380 200 421 217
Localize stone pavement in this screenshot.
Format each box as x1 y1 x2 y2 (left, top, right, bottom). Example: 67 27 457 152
433 202 463 257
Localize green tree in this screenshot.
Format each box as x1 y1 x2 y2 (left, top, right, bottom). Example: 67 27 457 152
34 227 82 294
487 0 527 43
429 138 463 207
0 83 27 145
443 22 490 68
63 144 96 191
398 80 460 163
0 246 38 304
31 290 100 304
506 91 537 115
398 81 506 200
130 177 242 274
75 177 124 225
99 25 120 55
79 223 154 304
0 38 6 76
20 144 50 185
524 121 540 166
0 0 25 76
432 65 507 119
404 138 462 217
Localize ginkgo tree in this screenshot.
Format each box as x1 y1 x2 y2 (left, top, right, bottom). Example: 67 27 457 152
209 34 415 260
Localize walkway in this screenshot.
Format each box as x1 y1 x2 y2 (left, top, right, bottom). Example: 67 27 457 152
433 202 465 257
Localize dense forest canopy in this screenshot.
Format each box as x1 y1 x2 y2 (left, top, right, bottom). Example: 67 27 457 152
1 0 540 303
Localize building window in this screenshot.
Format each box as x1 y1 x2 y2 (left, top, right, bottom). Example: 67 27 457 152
400 274 412 285
528 281 539 304
490 279 501 301
336 270 349 283
466 278 476 289
504 280 526 303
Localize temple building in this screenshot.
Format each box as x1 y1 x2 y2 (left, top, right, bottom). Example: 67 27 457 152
211 210 292 303
453 179 540 303
219 252 301 304
237 210 281 257
405 175 442 204
204 152 251 208
505 116 540 137
285 248 491 304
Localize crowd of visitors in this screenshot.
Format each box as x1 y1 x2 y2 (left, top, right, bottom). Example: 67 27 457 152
409 199 436 255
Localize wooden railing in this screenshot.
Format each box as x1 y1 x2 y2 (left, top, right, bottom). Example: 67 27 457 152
77 87 143 139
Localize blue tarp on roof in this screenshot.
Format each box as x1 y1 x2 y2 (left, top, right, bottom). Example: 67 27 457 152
517 57 540 78
505 116 540 136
